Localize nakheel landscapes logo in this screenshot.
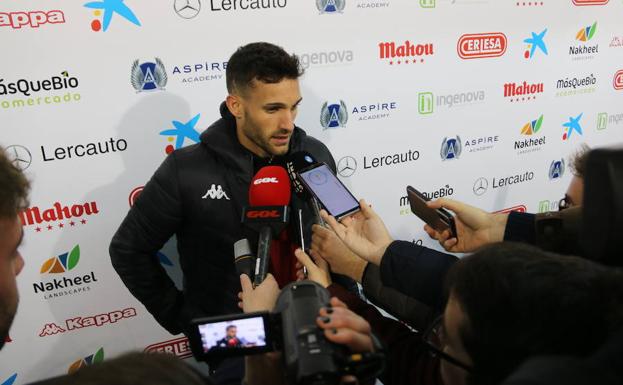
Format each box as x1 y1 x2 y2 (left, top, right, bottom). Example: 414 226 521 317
570 22 599 61
68 348 104 373
0 71 81 110
515 115 546 154
33 245 100 300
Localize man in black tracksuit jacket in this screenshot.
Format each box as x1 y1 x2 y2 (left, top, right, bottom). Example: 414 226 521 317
108 44 346 372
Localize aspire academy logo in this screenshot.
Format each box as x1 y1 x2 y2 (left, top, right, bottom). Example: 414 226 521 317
39 308 137 337
68 348 104 373
457 33 507 59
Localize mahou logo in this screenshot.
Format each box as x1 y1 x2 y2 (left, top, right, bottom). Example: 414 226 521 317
145 337 193 359
19 201 99 233
68 348 104 373
572 0 608 4
378 40 434 65
0 10 65 29
503 81 544 102
457 33 507 59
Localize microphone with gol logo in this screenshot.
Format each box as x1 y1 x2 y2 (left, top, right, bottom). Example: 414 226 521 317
285 151 327 227
242 165 291 286
233 239 255 280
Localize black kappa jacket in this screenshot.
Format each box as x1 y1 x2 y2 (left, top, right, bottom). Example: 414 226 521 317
109 103 337 335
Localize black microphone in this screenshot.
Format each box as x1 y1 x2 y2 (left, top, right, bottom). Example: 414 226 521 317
285 151 327 227
233 239 255 280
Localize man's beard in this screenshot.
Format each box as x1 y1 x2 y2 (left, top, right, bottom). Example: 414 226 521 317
0 298 17 350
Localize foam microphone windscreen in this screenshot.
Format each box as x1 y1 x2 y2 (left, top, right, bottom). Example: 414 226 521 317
249 165 291 206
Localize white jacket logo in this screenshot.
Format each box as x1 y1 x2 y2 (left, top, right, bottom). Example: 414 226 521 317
202 184 230 200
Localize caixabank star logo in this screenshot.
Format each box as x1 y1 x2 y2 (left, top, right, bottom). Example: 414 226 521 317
68 348 104 373
160 113 202 154
523 29 548 59
33 245 100 300
83 0 141 32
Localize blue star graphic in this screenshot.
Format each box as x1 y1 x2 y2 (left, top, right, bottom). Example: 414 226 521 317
563 113 584 138
524 28 548 58
160 114 201 149
84 0 141 32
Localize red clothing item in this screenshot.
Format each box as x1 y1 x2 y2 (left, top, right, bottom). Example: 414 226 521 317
268 229 300 288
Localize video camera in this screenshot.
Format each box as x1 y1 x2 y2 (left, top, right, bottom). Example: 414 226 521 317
188 280 384 385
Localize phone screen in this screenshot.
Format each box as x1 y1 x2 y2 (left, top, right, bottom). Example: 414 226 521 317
197 314 267 353
298 163 359 218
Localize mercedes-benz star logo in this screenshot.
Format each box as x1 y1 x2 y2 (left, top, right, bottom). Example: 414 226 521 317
337 156 357 177
174 0 201 19
6 145 32 171
473 177 489 196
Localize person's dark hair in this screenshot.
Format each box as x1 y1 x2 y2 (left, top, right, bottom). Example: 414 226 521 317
226 325 236 331
569 143 590 178
226 42 303 94
445 242 623 385
42 352 210 385
0 147 30 220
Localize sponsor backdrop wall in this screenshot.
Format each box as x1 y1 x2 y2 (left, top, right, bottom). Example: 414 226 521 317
2 0 623 382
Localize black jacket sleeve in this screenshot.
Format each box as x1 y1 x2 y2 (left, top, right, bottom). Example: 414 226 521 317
503 212 537 244
109 154 186 335
362 263 435 332
379 241 458 312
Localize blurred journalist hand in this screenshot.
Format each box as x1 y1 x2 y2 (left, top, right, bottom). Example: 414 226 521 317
320 199 393 266
311 225 368 283
294 248 332 288
424 197 508 253
317 297 374 354
238 273 280 313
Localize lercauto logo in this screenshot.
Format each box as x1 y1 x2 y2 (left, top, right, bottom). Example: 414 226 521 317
549 159 565 180
576 22 597 42
41 245 80 274
160 113 202 154
562 113 583 140
614 70 623 90
0 10 65 29
1 374 17 385
317 0 346 13
131 58 167 92
68 348 104 373
523 29 548 59
320 101 348 129
457 33 507 59
572 0 608 5
378 40 434 65
83 0 141 32
522 115 543 135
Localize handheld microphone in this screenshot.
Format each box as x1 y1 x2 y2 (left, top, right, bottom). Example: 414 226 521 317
233 239 255 279
285 151 327 227
242 165 291 286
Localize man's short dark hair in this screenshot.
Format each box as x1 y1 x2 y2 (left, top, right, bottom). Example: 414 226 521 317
226 325 237 331
446 242 623 385
0 147 30 220
569 143 590 178
226 42 303 95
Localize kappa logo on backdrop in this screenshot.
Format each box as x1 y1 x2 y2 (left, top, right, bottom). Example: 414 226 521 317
562 113 584 140
39 308 138 337
0 10 65 29
202 184 231 200
145 337 193 358
317 0 346 13
84 0 141 32
160 114 202 154
549 159 565 180
131 58 167 92
68 348 104 373
523 29 548 59
19 201 100 233
457 33 507 59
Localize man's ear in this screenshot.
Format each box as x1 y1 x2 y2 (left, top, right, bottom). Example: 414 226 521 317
226 94 243 119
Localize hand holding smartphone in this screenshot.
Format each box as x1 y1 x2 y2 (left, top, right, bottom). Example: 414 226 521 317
407 185 457 238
